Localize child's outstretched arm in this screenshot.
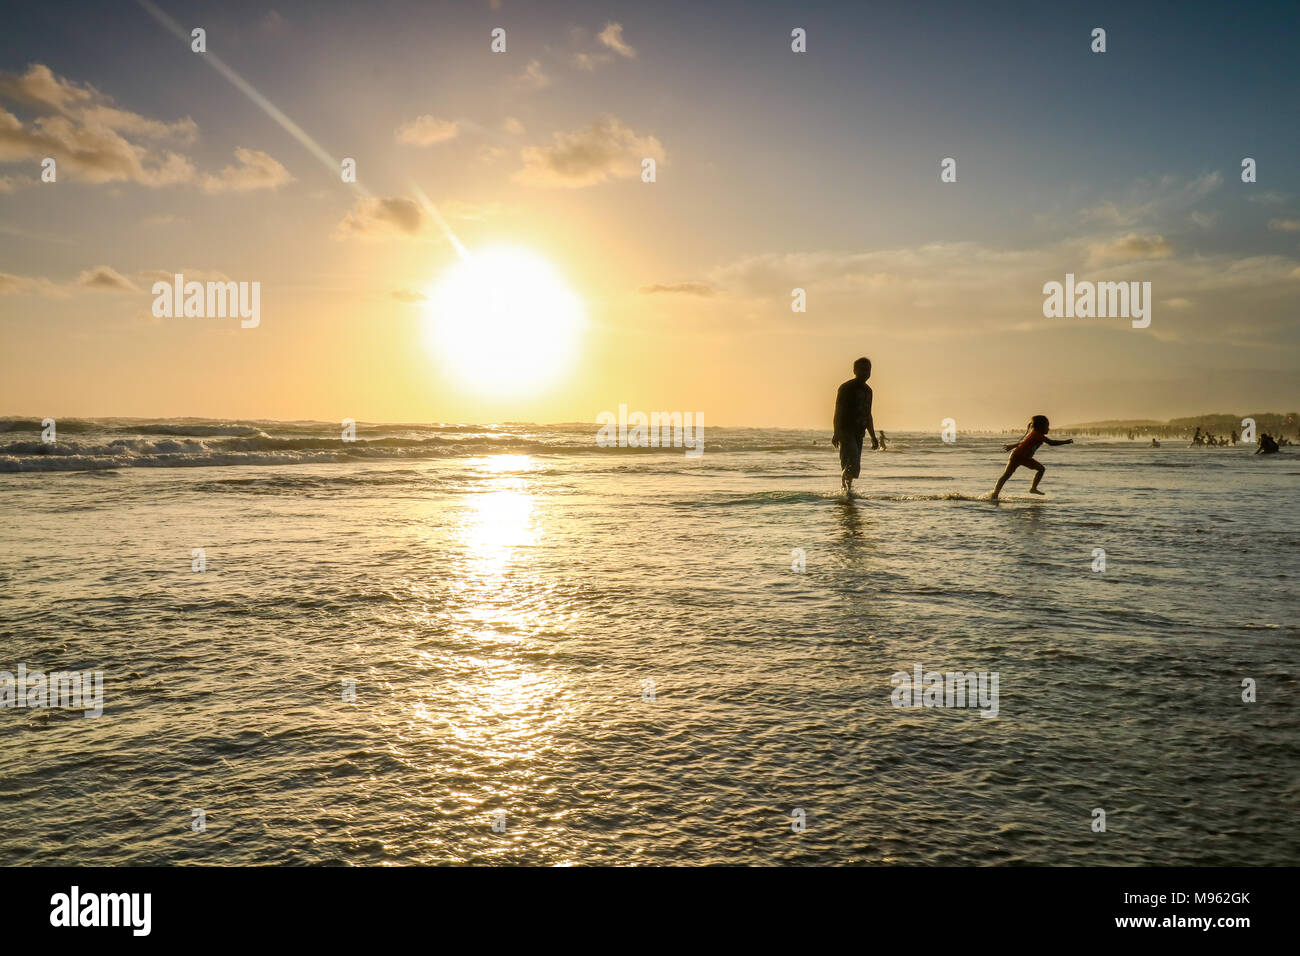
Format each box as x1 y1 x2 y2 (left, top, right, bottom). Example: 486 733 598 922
1044 437 1074 446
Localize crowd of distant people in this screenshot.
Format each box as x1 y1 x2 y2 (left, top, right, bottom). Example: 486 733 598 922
1184 426 1289 453
1188 426 1241 447
1120 424 1294 454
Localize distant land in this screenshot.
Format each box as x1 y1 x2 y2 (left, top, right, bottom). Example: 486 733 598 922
1060 413 1300 438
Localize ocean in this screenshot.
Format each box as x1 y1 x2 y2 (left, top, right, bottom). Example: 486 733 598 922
0 418 1296 865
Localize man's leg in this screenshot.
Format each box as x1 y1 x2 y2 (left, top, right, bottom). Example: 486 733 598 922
839 435 861 491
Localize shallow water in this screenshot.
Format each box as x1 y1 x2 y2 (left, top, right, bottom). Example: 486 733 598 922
0 421 1296 865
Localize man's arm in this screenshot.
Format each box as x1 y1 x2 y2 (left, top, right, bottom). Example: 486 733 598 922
831 384 846 445
864 387 878 449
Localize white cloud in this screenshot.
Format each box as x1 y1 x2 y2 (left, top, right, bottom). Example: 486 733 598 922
200 147 293 194
395 115 458 146
513 116 663 188
1087 233 1174 265
0 64 290 193
333 196 427 240
598 23 637 59
517 60 550 91
77 266 138 292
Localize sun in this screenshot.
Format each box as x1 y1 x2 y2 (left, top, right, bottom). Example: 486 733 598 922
422 246 584 395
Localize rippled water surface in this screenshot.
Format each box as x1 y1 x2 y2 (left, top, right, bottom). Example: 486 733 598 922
1 421 1296 865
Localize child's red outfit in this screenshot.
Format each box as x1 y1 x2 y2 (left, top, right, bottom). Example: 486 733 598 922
1010 429 1047 467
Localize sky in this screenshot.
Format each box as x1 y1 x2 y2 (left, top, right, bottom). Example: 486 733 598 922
1 0 1298 429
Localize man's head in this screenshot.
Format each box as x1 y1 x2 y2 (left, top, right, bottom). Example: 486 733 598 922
853 357 872 381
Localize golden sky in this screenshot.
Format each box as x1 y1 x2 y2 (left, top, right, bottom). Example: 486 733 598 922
2 2 1298 428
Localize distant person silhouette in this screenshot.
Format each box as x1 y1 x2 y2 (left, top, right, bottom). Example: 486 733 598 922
1257 433 1280 455
831 357 878 493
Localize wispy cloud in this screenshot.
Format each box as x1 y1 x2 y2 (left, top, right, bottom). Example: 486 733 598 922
200 147 293 194
573 23 637 70
77 266 138 292
395 115 458 146
1087 233 1174 265
598 23 637 59
0 272 64 297
513 116 663 188
334 196 426 239
517 60 550 91
640 281 714 297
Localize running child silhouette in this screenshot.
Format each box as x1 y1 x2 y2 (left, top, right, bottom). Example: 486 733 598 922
990 415 1073 499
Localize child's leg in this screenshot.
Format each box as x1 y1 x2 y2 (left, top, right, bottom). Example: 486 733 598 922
1028 461 1046 493
991 460 1018 498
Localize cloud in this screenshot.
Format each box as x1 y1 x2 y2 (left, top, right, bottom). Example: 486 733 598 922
697 236 1298 345
598 23 637 59
640 281 715 297
572 23 637 70
1 265 233 298
0 64 289 193
200 147 292 194
0 272 62 297
1078 172 1222 230
439 199 504 221
77 266 137 292
517 60 550 91
334 195 499 238
135 268 231 286
395 115 458 146
0 105 197 185
502 116 525 135
1268 218 1300 232
1087 233 1174 264
334 196 427 239
392 289 428 303
0 63 97 113
261 10 288 35
513 116 663 188
573 52 612 71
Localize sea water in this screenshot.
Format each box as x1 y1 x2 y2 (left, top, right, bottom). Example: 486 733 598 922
0 419 1295 865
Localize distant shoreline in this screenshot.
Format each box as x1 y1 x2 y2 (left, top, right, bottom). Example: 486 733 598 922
1 412 1298 438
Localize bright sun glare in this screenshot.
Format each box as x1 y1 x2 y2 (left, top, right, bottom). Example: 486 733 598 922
423 246 584 395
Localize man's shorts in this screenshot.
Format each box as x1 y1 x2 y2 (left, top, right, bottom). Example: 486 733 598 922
838 433 864 479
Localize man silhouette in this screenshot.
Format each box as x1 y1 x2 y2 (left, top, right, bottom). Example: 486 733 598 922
831 357 878 493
